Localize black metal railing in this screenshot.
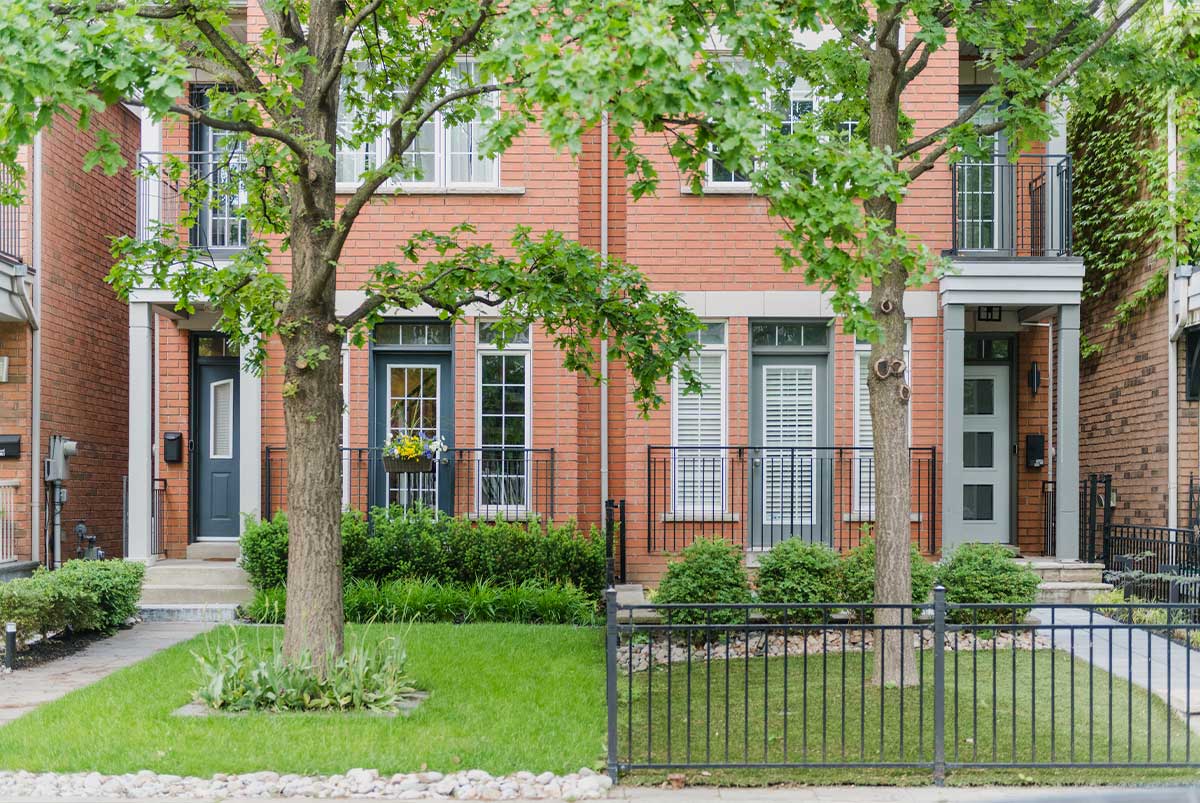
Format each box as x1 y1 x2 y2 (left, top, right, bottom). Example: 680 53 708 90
0 163 22 265
1104 523 1200 603
646 445 938 555
949 154 1072 258
605 498 627 587
1045 472 1113 561
263 446 557 523
604 589 1200 783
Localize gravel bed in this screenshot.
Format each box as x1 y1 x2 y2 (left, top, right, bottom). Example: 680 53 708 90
0 768 614 800
618 630 1055 672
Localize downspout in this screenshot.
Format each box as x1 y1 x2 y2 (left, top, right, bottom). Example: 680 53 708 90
1167 27 1180 528
29 133 43 565
599 113 610 509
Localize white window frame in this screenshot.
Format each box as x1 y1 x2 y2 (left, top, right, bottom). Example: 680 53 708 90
704 79 820 191
475 322 533 516
336 61 500 193
852 322 912 518
209 378 235 460
670 322 729 516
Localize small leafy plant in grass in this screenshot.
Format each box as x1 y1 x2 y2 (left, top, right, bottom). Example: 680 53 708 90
653 537 752 625
754 539 841 622
937 543 1040 625
193 626 420 714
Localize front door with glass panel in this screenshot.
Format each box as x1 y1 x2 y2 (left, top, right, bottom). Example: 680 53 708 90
749 353 829 549
962 364 1011 542
193 338 240 540
371 347 454 515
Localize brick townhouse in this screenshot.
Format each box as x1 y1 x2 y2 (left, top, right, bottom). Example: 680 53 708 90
115 4 1087 586
0 106 140 578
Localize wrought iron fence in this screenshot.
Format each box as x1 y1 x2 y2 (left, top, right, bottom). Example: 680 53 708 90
646 445 938 555
605 589 1200 783
263 446 557 523
0 163 21 265
605 498 627 587
949 154 1072 258
1104 523 1200 604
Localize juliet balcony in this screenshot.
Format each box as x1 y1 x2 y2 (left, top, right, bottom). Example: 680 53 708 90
136 150 250 262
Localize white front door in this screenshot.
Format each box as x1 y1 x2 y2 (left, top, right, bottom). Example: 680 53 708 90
961 365 1010 543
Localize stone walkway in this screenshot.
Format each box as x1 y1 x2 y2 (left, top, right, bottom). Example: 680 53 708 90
1032 606 1200 722
0 622 214 725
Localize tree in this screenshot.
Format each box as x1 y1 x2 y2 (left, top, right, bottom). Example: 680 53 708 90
0 0 704 664
489 0 1163 683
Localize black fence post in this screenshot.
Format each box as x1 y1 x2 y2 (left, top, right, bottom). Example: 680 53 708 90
604 499 616 590
932 585 947 786
264 446 273 519
618 499 627 586
604 587 620 783
4 622 15 671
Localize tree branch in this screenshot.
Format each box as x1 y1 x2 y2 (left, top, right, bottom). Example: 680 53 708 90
192 17 269 98
48 1 188 18
900 39 935 88
318 0 389 103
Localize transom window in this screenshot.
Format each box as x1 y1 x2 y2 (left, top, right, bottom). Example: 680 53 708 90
476 322 532 512
336 62 498 189
751 321 828 348
375 323 453 346
195 334 239 358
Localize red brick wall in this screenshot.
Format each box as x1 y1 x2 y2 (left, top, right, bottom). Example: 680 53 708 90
1015 322 1052 554
33 106 139 560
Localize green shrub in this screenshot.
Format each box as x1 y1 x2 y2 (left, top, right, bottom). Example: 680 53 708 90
245 578 599 626
193 627 419 713
653 537 752 625
754 539 841 622
53 560 145 631
242 505 607 599
937 543 1040 625
0 560 144 646
839 535 936 609
239 513 290 590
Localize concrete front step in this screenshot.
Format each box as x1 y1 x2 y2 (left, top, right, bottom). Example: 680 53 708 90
140 584 254 606
144 559 249 586
185 541 240 561
1018 559 1106 584
139 603 241 623
1036 581 1114 604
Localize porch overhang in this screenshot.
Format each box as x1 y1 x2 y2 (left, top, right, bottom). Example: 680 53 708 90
0 261 36 326
939 257 1084 308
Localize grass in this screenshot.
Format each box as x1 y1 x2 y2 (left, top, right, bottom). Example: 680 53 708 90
618 647 1200 786
0 623 606 777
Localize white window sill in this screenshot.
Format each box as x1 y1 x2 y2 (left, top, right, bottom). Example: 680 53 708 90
660 512 740 523
680 182 757 196
463 510 538 522
841 512 925 524
336 183 525 196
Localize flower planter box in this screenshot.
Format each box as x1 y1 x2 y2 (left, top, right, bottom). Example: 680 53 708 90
383 455 435 474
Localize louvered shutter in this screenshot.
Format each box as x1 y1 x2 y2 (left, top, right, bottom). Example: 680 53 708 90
674 353 724 513
854 352 876 516
211 379 234 459
762 365 814 525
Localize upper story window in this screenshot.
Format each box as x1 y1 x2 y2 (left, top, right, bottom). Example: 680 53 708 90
706 81 819 190
336 62 498 190
190 84 250 254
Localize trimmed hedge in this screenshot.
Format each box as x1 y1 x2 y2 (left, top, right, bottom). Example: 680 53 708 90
0 560 145 646
654 537 752 624
240 506 606 599
839 535 937 607
754 539 841 622
937 543 1040 624
243 578 598 626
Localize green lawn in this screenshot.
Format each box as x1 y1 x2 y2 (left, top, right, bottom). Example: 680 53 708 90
0 623 606 777
619 648 1200 786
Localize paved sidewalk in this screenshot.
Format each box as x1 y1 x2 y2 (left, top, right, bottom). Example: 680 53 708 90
1032 606 1200 719
0 622 214 725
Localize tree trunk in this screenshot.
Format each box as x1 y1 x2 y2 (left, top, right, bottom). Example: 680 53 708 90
279 254 345 665
866 18 917 687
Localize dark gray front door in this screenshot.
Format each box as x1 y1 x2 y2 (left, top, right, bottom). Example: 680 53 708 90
371 352 454 514
749 354 831 549
194 360 240 539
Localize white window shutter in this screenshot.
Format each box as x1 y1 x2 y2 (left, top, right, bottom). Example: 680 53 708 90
762 365 814 525
673 353 725 513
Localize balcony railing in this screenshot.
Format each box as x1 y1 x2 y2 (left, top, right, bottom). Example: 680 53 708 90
646 445 938 554
0 164 22 265
949 154 1072 258
263 446 557 523
137 150 249 258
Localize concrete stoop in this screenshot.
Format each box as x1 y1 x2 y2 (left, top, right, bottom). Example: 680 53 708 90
1019 558 1113 604
139 558 252 621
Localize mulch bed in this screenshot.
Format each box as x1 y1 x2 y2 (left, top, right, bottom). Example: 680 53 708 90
0 629 111 672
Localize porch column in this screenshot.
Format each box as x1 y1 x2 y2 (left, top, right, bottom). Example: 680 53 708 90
1056 304 1081 560
238 347 261 533
942 303 966 552
126 301 155 563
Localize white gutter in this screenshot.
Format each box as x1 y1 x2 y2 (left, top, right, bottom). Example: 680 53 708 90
30 133 43 564
1166 1 1179 526
599 112 610 508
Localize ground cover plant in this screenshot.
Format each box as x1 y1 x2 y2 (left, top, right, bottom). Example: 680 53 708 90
0 623 605 776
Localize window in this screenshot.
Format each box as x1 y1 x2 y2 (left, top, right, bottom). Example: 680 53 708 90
375 322 452 346
209 379 234 460
706 80 819 188
477 323 531 511
190 85 249 251
336 62 498 189
853 324 912 515
672 322 727 514
195 334 239 358
1186 328 1200 402
751 321 828 348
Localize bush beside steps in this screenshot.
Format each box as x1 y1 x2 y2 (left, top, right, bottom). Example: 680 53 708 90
0 560 146 649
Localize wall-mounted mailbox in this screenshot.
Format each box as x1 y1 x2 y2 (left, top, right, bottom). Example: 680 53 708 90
164 432 183 464
1026 433 1045 469
0 435 19 459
